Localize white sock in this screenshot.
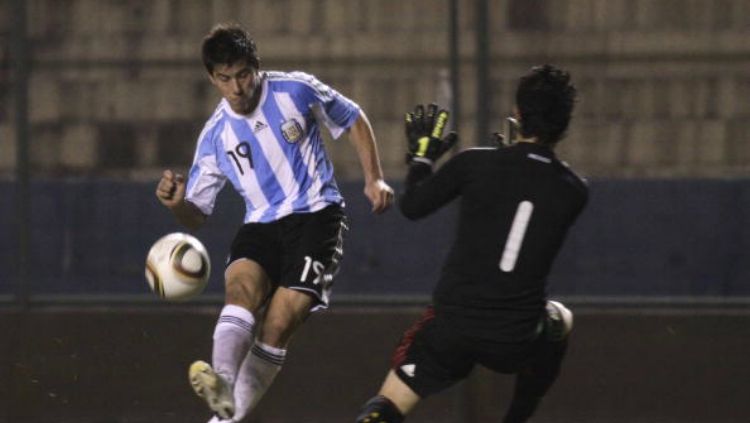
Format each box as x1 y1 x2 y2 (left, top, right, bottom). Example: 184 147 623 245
232 341 286 421
212 305 255 387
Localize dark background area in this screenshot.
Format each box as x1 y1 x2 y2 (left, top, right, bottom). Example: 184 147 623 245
2 179 750 300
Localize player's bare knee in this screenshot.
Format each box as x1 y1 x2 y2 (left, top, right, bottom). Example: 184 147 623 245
224 275 266 312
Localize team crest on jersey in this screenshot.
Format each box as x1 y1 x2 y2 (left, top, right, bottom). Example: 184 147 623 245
280 118 304 143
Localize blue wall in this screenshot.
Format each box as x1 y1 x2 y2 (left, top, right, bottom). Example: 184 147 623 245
1 179 749 299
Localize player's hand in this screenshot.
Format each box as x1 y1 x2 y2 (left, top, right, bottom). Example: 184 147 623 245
364 179 394 214
404 103 458 165
489 132 506 147
497 116 520 147
155 169 186 209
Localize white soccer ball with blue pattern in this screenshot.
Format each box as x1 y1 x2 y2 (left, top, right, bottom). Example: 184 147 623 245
145 232 210 301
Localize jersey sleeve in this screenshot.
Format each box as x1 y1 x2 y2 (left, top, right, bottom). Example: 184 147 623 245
184 121 227 216
399 151 468 220
296 72 361 139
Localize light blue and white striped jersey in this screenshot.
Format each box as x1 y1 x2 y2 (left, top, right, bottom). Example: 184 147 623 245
185 71 361 223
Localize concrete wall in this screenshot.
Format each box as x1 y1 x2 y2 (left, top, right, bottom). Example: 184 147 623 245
2 0 750 179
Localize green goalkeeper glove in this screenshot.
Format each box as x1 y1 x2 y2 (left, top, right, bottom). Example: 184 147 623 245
405 103 458 165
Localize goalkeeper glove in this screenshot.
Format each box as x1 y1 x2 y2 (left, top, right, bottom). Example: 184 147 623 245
405 103 458 165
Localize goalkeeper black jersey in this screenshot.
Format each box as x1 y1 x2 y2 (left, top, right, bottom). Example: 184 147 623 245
400 142 588 342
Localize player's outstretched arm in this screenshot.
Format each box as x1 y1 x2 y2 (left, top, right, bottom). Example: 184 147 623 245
155 169 206 231
399 104 461 220
347 111 395 214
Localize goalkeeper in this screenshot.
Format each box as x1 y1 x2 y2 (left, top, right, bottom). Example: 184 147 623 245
355 65 588 423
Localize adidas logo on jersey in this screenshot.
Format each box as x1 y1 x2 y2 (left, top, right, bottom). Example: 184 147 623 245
400 364 416 378
253 120 268 132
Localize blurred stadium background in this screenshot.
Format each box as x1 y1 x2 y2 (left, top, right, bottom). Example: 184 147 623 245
2 0 750 422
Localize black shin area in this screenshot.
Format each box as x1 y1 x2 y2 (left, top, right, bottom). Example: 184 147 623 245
502 395 542 423
355 395 405 423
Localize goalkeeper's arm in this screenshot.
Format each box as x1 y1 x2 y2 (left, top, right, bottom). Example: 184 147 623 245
399 103 462 219
399 152 465 220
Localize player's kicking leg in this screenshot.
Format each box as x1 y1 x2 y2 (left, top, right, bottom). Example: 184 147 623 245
204 288 310 423
229 287 310 422
200 205 346 422
190 259 271 420
502 300 573 423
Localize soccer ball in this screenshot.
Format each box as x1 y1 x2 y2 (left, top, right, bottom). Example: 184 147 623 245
145 232 211 301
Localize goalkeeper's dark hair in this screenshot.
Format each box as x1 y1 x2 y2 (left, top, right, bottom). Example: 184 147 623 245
516 64 577 145
202 23 261 74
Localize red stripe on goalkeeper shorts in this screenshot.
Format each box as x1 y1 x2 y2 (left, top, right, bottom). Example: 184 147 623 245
391 306 436 368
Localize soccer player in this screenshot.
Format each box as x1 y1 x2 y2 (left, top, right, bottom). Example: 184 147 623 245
155 23 394 422
354 65 587 423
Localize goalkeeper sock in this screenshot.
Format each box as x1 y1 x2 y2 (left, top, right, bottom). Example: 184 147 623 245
212 304 256 387
232 341 286 421
502 395 542 423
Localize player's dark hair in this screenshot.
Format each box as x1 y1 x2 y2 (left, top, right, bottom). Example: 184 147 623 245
515 64 577 145
202 23 261 74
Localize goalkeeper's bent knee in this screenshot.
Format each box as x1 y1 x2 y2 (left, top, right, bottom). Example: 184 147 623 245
355 395 404 423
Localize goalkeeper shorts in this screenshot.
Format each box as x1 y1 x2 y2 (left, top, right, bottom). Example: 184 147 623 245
390 306 568 397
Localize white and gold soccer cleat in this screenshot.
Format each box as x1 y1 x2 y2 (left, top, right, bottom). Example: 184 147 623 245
189 360 235 420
